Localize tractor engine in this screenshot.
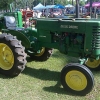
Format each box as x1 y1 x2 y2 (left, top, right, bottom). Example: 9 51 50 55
52 32 85 57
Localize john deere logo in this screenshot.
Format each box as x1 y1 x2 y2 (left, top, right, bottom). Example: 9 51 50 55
61 25 78 29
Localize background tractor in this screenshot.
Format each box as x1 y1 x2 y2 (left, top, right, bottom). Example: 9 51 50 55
0 10 99 95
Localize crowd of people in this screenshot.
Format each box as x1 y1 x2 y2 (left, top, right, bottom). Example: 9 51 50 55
19 6 100 28
20 6 100 19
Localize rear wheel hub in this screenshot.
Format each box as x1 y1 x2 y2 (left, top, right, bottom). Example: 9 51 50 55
0 43 14 70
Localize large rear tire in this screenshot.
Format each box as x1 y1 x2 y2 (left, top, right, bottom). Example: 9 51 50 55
0 33 27 77
28 47 53 61
61 63 94 95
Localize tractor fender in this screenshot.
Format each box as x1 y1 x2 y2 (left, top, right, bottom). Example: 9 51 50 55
26 28 37 37
2 29 31 48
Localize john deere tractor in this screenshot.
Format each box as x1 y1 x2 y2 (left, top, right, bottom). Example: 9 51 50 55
0 10 100 95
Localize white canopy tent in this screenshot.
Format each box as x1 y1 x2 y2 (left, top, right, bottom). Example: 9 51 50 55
45 5 55 9
33 3 46 10
65 4 74 8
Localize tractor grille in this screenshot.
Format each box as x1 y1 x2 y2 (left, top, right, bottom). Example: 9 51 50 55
92 26 100 49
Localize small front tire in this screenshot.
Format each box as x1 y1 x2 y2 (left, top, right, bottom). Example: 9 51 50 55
61 63 94 95
85 58 100 70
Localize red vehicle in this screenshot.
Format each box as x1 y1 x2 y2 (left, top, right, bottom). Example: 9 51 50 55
21 9 33 21
20 9 34 27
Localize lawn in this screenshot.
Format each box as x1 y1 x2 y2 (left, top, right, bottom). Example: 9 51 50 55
0 49 100 100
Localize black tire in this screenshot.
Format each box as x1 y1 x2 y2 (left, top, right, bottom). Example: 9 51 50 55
28 47 53 61
84 58 100 70
0 33 27 77
61 63 94 95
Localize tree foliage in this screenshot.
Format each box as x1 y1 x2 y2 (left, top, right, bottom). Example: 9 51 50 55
0 0 99 10
0 0 13 9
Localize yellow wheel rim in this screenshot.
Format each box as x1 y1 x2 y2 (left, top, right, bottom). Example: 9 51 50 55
35 47 45 56
65 70 87 91
85 58 100 68
0 43 14 70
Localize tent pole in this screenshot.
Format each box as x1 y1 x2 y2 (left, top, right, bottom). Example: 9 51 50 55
90 0 92 18
76 0 79 18
52 0 54 5
43 0 45 6
72 0 73 5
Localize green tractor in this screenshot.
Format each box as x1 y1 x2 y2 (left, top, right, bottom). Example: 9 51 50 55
0 10 99 95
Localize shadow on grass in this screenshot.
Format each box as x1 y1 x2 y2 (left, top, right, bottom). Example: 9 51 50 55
51 50 79 63
43 82 78 96
0 74 11 79
23 66 77 96
23 65 60 81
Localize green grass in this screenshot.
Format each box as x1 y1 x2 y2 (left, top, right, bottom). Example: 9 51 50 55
0 49 100 100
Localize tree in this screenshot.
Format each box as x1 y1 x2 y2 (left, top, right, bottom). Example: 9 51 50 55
0 0 95 10
0 0 13 10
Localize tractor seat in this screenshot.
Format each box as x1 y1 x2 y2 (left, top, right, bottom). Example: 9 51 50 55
4 16 24 30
